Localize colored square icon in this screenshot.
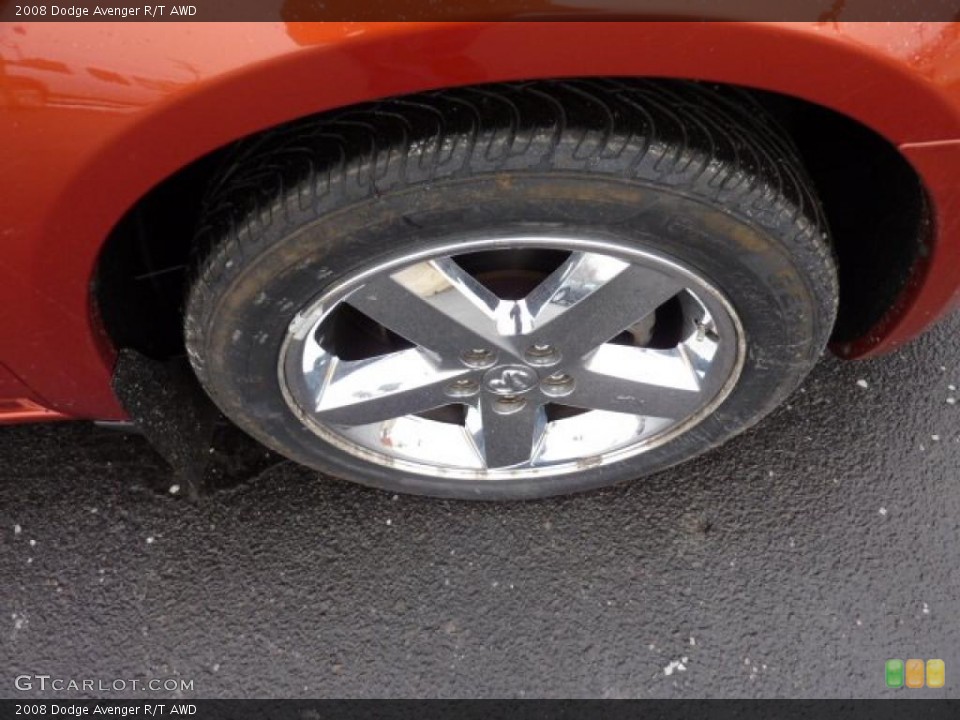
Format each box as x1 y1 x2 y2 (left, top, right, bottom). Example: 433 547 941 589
885 659 904 688
905 659 925 688
927 659 945 688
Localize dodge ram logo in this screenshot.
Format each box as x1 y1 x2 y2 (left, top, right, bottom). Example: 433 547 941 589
483 365 538 396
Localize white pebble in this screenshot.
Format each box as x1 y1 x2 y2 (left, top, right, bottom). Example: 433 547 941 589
146 536 155 544
878 507 888 516
856 379 869 389
168 484 180 495
932 435 941 442
922 603 930 615
947 398 956 405
28 539 36 547
14 524 21 535
663 659 687 676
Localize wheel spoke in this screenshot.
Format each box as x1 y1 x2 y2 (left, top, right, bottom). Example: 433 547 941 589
566 344 704 419
522 252 683 361
313 348 466 425
345 257 514 362
468 396 547 469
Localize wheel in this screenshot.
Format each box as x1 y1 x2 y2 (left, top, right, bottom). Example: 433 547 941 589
184 79 837 500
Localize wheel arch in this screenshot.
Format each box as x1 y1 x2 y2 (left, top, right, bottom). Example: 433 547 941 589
28 21 960 416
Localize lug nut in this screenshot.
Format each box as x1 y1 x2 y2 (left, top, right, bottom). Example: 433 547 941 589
491 395 527 415
445 377 480 398
460 348 497 369
541 372 575 398
524 343 561 367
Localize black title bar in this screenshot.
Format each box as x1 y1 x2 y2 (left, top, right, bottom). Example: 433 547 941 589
1 0 959 22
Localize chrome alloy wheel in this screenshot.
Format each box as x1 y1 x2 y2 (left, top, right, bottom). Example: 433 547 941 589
280 236 745 482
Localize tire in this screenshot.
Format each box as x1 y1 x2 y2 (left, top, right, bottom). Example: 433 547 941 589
184 79 837 500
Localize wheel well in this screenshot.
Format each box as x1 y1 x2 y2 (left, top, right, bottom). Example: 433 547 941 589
93 79 929 361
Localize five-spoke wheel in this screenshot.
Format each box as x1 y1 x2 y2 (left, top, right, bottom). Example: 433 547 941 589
185 80 837 498
281 239 742 478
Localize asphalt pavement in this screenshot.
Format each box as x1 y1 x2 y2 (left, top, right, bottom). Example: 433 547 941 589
3 311 960 699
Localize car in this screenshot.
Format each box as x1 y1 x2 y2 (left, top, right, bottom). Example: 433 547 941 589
1 19 959 499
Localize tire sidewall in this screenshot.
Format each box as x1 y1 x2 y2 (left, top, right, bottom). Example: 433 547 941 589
187 174 833 499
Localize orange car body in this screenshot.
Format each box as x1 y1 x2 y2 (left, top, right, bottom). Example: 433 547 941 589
1 20 959 422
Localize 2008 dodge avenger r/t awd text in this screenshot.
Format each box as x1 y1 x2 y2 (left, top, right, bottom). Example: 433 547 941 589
1 18 959 499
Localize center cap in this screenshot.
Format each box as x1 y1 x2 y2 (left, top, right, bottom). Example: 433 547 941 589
482 365 539 396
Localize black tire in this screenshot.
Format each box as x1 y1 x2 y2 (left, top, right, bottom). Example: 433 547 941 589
184 79 837 500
